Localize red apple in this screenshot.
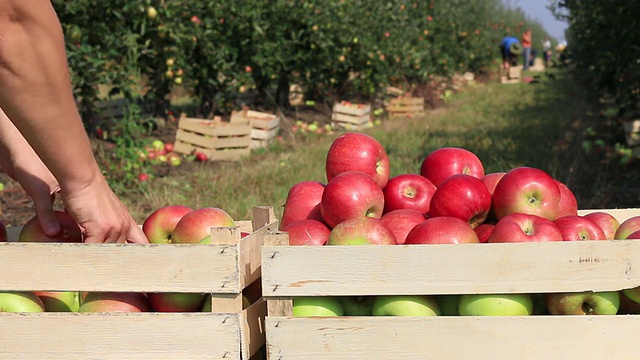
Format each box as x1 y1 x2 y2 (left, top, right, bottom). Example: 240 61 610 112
382 174 436 215
327 217 397 245
280 181 326 230
325 132 390 188
18 211 83 243
474 223 495 243
164 142 175 153
0 220 6 242
320 171 385 229
79 292 152 312
380 209 427 244
555 180 578 218
480 172 506 195
488 213 563 243
166 153 181 167
172 207 236 244
405 217 479 244
419 147 485 187
282 219 331 246
147 292 207 312
554 215 606 241
492 167 561 220
35 291 80 312
142 205 194 244
138 173 149 182
614 216 640 240
428 174 491 229
194 152 208 162
627 230 640 240
546 291 620 315
582 212 620 240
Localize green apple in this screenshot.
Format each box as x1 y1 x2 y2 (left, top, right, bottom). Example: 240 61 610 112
546 291 619 315
341 296 375 316
623 286 640 304
35 291 80 312
372 295 440 316
0 292 45 312
436 295 461 316
531 293 550 315
459 294 533 316
293 296 343 317
151 139 164 151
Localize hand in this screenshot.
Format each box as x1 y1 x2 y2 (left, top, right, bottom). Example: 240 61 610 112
60 171 149 244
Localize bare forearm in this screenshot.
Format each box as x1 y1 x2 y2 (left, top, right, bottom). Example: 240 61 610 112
0 1 100 192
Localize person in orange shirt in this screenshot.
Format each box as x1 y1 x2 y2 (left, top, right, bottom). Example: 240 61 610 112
521 29 532 71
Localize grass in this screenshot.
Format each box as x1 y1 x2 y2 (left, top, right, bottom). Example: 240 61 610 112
120 69 635 224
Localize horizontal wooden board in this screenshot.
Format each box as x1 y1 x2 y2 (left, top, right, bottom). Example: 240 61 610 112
0 312 240 359
179 117 252 137
266 316 640 359
332 112 370 125
231 110 281 130
332 103 371 117
387 104 424 112
251 127 279 140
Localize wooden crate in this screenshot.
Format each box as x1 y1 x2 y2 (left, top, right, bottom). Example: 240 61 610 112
94 98 155 123
262 208 640 359
500 75 521 84
508 65 523 79
331 102 372 130
2 206 277 360
174 113 251 161
230 108 281 149
387 97 425 118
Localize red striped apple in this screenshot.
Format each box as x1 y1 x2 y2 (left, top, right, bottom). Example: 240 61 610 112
554 215 606 241
172 207 236 244
480 172 506 195
280 181 326 229
488 213 563 243
582 212 620 240
382 173 436 214
282 219 331 246
405 216 479 244
428 174 491 229
327 217 396 245
614 215 640 239
320 171 384 228
148 292 207 312
380 209 426 244
492 167 561 220
555 180 578 218
19 211 83 243
474 223 495 243
420 147 485 187
325 132 390 188
79 292 152 312
142 205 193 244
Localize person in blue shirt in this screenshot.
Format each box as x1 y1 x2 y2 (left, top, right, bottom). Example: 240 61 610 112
500 36 522 73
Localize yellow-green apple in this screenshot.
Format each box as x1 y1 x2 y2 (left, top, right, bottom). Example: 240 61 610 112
419 147 485 187
142 205 193 244
492 167 561 220
372 295 440 316
380 209 426 244
555 180 578 217
79 292 152 312
148 292 207 312
325 132 390 188
382 174 436 214
341 296 375 316
488 213 563 243
172 207 236 244
35 291 80 312
320 171 384 228
614 215 640 239
19 211 83 242
166 153 181 167
474 223 495 243
459 294 533 316
554 215 606 241
282 219 331 246
582 212 620 240
280 181 326 230
151 139 164 151
546 291 619 315
428 174 491 229
0 292 45 312
327 217 397 245
0 220 6 242
405 217 479 244
293 296 344 317
437 295 461 316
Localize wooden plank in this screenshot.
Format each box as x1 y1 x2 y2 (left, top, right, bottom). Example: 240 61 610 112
386 104 424 112
176 129 216 148
262 238 640 296
266 316 640 360
242 299 267 359
251 128 279 140
577 208 640 223
389 98 424 106
0 312 240 360
333 103 371 117
332 113 370 125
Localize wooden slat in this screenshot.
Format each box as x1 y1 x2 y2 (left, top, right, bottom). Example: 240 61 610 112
332 113 370 125
262 238 640 296
387 104 424 112
389 97 424 106
242 299 267 359
0 312 240 360
266 316 640 360
176 129 217 148
332 103 371 117
251 128 279 140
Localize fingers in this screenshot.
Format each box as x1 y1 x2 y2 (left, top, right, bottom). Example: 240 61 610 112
127 224 149 244
32 191 60 237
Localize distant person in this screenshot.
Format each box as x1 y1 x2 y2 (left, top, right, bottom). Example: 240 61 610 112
521 29 532 71
530 49 537 67
500 36 522 73
542 38 552 67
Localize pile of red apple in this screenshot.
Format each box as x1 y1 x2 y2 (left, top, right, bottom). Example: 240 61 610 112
280 132 640 317
0 205 255 313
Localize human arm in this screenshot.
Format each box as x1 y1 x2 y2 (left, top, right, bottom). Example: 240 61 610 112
0 1 147 243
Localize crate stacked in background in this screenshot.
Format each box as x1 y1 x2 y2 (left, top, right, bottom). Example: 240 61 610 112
174 113 251 161
261 208 640 359
331 101 372 130
623 120 640 156
1 206 277 360
501 65 522 84
230 108 281 149
387 97 425 118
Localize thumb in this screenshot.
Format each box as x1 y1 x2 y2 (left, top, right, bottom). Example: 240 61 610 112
32 193 61 237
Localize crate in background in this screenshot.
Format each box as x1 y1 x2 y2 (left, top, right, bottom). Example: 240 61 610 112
261 208 640 359
231 108 281 149
2 206 277 360
174 113 251 161
387 97 425 118
332 102 372 130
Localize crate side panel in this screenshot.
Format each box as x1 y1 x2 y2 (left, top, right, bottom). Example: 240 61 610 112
241 299 267 359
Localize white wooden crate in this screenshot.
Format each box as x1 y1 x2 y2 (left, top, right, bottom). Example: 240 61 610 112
261 208 640 359
2 206 277 360
332 102 372 130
